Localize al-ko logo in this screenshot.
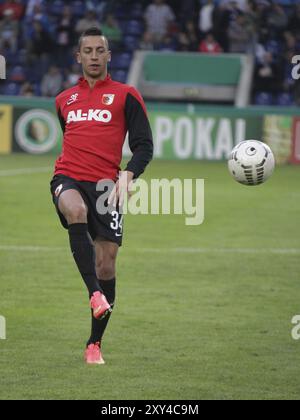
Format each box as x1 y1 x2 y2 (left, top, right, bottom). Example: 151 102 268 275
0 54 6 79
15 109 59 154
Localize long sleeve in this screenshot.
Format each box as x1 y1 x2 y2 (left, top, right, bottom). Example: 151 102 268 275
124 87 153 179
56 97 66 134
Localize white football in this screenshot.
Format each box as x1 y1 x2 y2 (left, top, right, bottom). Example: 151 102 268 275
228 140 275 186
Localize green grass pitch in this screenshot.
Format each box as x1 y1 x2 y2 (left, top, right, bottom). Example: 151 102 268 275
0 154 300 400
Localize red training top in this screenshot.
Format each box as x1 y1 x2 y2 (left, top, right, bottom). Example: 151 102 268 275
54 75 153 182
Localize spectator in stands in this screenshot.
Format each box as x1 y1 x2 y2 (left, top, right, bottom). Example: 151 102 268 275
266 3 288 35
227 12 255 53
157 34 177 51
245 0 259 28
75 10 101 35
284 31 297 54
198 32 223 54
25 0 44 18
294 79 300 106
198 0 215 37
57 6 75 46
0 9 19 52
27 20 53 62
255 0 271 32
177 20 199 52
177 32 191 51
63 64 82 89
220 0 248 12
26 3 50 30
0 0 24 20
282 50 296 93
254 51 283 94
288 3 300 36
184 20 199 51
20 81 35 97
139 31 155 51
56 6 75 66
179 0 198 24
213 3 232 52
144 0 175 42
41 66 63 97
101 14 122 47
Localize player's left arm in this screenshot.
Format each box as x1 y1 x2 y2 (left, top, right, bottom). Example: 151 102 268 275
109 87 153 206
124 86 153 178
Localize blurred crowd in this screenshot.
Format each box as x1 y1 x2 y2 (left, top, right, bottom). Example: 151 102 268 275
0 0 299 105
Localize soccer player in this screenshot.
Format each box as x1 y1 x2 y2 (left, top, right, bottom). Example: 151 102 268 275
50 28 153 365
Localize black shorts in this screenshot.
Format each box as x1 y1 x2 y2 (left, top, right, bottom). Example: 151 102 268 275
50 174 123 246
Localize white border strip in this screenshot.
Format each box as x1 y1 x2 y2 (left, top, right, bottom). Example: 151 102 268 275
0 245 299 255
140 248 300 255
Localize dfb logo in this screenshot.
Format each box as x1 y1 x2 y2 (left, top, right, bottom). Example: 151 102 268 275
0 55 6 80
292 55 300 80
291 315 300 340
0 315 6 340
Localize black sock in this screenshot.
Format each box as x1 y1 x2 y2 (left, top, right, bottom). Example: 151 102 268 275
87 278 116 346
68 223 103 298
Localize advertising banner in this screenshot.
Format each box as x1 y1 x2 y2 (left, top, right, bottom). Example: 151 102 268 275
291 117 300 164
0 105 13 154
0 97 299 164
147 111 263 161
13 107 62 155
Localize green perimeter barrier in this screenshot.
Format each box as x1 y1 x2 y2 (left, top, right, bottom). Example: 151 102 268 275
143 53 241 85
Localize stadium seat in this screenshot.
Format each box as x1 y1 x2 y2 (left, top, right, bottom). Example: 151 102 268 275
129 4 144 19
111 70 128 84
123 35 139 52
276 92 294 106
72 0 86 17
110 53 132 70
3 82 21 96
9 66 26 82
114 4 128 20
122 20 144 36
254 92 273 106
265 40 282 56
48 0 65 16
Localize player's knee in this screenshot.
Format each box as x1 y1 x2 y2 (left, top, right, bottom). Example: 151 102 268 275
97 259 116 280
64 204 87 224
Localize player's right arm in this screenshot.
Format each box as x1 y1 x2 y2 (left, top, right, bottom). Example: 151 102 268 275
56 97 66 134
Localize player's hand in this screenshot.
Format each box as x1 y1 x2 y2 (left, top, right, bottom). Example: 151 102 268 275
108 171 134 208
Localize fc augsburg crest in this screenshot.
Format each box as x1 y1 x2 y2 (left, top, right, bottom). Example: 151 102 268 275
102 94 115 105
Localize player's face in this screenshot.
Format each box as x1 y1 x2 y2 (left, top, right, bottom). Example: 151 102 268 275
77 36 111 79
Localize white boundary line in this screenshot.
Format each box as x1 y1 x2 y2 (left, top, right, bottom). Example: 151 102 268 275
0 167 52 177
0 245 65 252
0 245 299 255
138 248 300 255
